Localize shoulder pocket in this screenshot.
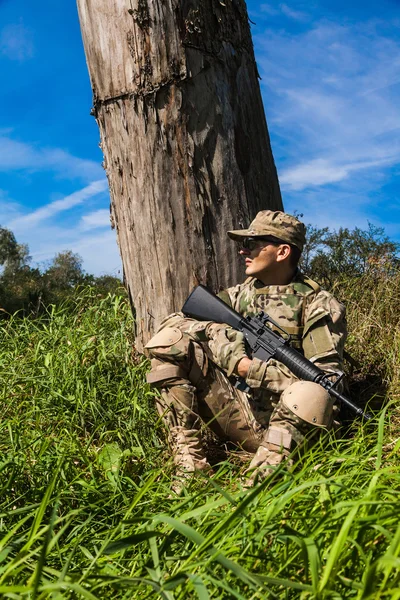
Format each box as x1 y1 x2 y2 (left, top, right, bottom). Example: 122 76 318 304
302 314 336 360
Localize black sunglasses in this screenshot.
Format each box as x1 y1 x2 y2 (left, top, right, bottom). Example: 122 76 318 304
239 237 281 252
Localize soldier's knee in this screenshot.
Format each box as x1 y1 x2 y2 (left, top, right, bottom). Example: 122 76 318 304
145 332 207 388
281 381 333 427
145 327 190 361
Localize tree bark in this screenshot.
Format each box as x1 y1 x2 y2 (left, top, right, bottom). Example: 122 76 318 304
77 0 282 350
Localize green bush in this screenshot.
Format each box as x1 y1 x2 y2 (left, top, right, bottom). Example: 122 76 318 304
0 225 124 315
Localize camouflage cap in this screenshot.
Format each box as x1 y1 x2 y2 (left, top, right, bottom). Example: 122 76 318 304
227 210 306 251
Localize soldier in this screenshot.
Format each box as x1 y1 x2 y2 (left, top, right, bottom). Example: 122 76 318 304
145 211 347 488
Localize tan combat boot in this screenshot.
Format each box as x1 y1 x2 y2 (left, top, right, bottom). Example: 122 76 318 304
169 426 213 494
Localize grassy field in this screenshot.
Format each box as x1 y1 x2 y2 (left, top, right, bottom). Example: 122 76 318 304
0 276 399 599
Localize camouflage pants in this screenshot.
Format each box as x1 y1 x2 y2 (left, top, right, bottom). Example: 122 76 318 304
147 336 325 456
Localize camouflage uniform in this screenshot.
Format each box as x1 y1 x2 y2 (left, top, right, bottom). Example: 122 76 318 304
145 211 347 484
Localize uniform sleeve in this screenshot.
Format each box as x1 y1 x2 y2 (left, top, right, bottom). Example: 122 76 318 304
152 312 213 344
302 291 347 373
217 289 233 306
245 357 298 393
217 282 244 310
148 281 245 354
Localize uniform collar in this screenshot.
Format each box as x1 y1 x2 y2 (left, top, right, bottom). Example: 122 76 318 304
253 269 303 290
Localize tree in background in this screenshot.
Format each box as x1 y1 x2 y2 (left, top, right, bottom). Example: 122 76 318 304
0 226 122 315
0 226 40 314
0 227 30 273
44 251 87 289
77 0 282 350
301 223 400 287
42 251 123 306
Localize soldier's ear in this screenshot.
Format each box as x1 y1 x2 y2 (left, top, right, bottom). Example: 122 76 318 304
276 243 291 262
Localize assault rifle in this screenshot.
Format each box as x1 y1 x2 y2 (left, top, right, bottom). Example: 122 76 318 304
182 285 371 421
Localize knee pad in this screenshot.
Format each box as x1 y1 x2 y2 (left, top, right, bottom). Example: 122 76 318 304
145 327 188 360
145 328 190 387
145 327 207 387
281 381 332 426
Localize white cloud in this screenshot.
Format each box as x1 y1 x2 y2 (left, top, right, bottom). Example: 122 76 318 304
248 9 400 242
80 209 111 231
279 3 308 21
280 157 396 191
31 228 122 277
284 176 400 247
281 159 349 189
0 22 34 61
8 180 108 231
254 17 400 195
66 230 121 277
1 181 120 277
0 190 23 223
285 192 373 234
259 3 308 20
0 135 104 181
260 3 280 16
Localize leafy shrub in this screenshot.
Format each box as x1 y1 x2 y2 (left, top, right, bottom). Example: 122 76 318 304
301 222 399 287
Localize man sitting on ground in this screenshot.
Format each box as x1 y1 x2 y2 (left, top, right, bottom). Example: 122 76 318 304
145 211 347 487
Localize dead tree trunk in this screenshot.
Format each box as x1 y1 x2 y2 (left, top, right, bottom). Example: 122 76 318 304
77 0 282 350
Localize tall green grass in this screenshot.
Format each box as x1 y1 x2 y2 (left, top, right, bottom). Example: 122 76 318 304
335 271 400 401
0 277 398 599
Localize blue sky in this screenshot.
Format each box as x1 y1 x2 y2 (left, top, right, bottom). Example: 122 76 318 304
1 0 399 275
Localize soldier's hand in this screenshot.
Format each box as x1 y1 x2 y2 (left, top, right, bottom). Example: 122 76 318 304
236 357 252 378
206 324 248 376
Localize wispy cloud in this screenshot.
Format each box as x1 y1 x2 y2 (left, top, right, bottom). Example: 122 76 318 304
63 229 121 276
0 135 104 181
0 189 23 223
260 3 280 16
279 3 308 21
254 16 400 192
80 208 110 231
259 3 308 20
9 180 108 231
280 157 396 191
1 181 120 276
250 5 400 239
32 228 121 277
0 22 34 61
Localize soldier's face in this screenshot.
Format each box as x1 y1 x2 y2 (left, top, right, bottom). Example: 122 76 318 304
239 241 280 279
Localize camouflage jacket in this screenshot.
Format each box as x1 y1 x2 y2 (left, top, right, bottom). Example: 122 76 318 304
218 272 346 361
150 272 346 396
